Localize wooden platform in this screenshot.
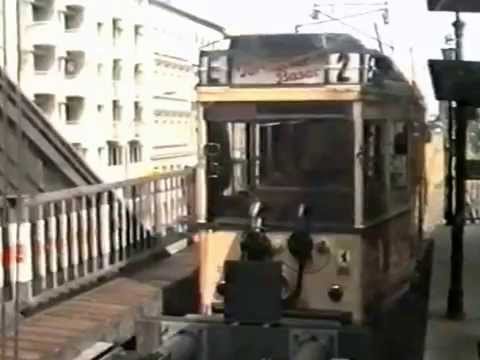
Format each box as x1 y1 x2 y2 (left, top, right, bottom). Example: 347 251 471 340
0 277 159 360
0 241 199 360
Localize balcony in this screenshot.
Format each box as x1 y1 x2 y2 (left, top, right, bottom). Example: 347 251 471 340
33 93 56 120
64 51 89 96
65 96 85 125
29 45 60 93
64 5 84 31
31 0 55 22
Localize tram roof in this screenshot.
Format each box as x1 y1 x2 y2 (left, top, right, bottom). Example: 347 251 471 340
226 33 380 56
197 32 422 106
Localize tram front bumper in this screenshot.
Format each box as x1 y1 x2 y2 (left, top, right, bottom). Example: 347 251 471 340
136 315 371 360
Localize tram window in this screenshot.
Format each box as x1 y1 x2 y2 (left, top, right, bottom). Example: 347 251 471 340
363 121 388 220
390 121 409 206
222 123 248 195
257 119 353 190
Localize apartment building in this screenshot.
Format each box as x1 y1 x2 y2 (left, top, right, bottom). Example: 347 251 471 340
146 1 225 173
0 0 225 182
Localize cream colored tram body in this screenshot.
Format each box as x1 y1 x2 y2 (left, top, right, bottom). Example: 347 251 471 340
157 33 434 360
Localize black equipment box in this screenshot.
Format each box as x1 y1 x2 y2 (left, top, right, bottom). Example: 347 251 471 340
223 260 282 324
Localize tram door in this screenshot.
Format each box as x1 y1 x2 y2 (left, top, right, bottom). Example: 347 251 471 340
362 119 410 221
204 121 251 219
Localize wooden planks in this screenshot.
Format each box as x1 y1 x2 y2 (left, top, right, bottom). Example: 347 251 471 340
0 278 159 360
128 244 199 316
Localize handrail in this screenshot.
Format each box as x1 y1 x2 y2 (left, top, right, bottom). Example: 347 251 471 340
0 168 197 316
25 168 193 206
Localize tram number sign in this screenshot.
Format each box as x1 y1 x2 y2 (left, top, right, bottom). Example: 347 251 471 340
231 52 368 85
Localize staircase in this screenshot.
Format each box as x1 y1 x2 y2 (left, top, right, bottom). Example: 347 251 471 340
0 68 101 196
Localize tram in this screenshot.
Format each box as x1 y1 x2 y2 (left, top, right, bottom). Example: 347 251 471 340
151 33 433 360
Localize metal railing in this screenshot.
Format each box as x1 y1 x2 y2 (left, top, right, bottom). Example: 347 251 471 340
0 168 196 312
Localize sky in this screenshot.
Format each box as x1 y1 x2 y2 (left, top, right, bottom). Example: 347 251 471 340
172 0 480 117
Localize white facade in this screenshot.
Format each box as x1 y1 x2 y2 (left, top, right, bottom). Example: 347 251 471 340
146 0 225 173
0 0 224 182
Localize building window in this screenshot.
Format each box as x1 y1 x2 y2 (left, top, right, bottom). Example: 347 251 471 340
134 101 143 122
98 146 104 161
134 25 144 46
107 142 123 166
65 51 85 76
32 0 54 22
97 63 103 77
97 22 103 37
65 96 84 123
112 18 122 43
34 94 55 116
113 59 122 80
113 100 122 122
33 45 55 72
390 121 409 206
129 141 142 163
65 5 84 31
134 63 143 84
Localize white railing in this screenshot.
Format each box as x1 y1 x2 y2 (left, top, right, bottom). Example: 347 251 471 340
0 168 196 309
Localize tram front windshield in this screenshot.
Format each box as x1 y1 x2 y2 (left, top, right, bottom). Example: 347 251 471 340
207 116 354 227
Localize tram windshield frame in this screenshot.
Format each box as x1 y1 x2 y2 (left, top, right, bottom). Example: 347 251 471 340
205 111 356 229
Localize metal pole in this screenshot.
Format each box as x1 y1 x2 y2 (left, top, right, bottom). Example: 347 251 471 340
447 11 466 320
374 22 384 54
445 101 454 225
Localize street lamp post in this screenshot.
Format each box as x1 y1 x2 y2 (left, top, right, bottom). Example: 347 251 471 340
447 11 466 320
442 42 455 227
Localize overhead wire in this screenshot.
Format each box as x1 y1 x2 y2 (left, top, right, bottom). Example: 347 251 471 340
301 7 396 51
295 8 389 32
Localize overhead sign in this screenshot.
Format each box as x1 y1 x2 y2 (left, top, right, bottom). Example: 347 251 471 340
429 60 480 106
428 0 480 12
231 52 366 85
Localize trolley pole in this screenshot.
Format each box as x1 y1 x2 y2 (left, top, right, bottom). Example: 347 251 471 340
447 11 466 320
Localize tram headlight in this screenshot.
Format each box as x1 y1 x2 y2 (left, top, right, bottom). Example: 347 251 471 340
328 284 344 303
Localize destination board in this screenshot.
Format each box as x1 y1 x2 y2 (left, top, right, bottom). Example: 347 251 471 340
231 52 368 85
